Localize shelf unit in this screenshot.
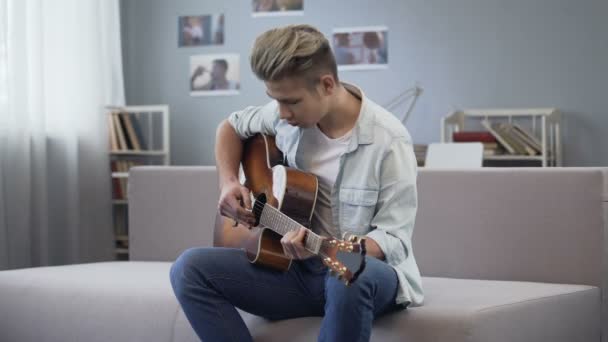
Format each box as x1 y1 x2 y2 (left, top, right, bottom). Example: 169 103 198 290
441 108 561 167
107 105 170 260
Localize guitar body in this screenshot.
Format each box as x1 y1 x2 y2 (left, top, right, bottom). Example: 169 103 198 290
213 134 318 271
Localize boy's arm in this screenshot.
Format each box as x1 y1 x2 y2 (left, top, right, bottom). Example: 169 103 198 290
215 120 244 191
227 101 279 139
214 102 279 226
367 138 418 264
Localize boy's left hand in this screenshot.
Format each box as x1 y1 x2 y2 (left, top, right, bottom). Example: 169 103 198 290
281 227 315 260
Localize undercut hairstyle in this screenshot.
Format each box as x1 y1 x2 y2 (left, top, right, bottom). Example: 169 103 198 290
250 24 339 88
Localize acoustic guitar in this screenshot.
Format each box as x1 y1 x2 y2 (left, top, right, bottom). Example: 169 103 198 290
213 134 366 285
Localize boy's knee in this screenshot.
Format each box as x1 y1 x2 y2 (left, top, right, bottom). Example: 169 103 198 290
326 275 374 303
169 248 207 296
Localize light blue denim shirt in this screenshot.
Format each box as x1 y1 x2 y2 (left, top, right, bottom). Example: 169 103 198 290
227 83 424 307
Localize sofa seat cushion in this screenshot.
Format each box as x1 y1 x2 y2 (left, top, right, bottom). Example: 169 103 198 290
0 261 186 342
244 277 600 342
0 262 600 342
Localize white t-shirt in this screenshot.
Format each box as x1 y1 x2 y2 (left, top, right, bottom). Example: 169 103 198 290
296 124 352 238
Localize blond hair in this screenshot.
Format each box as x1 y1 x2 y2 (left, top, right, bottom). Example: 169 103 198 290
250 24 338 86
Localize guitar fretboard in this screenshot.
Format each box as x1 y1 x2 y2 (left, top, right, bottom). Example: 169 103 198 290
259 204 322 254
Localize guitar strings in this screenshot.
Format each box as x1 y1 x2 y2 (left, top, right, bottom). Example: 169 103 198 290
252 199 324 251
251 199 363 281
252 199 358 248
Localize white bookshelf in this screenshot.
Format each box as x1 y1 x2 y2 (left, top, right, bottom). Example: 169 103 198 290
441 108 561 167
107 104 170 259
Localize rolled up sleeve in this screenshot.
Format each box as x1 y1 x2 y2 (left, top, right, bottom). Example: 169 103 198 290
227 101 280 139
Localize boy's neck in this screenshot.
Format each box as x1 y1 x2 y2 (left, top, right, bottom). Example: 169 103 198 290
317 84 361 139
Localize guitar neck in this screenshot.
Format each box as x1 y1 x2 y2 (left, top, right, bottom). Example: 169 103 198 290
258 203 323 254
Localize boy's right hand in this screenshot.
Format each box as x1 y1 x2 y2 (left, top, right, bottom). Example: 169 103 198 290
218 180 256 229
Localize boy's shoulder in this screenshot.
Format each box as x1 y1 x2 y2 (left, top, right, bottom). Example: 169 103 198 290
363 97 412 145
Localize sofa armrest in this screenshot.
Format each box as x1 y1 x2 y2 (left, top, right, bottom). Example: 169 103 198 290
128 166 219 261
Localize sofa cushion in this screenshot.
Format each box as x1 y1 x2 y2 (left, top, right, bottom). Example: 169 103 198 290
0 262 185 342
245 277 600 342
0 262 600 342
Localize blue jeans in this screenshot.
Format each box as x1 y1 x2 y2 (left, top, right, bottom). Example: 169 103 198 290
169 247 402 342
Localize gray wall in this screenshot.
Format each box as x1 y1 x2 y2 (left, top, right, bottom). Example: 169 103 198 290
121 0 608 166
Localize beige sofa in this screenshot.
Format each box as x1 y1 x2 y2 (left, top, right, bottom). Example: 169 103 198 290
0 166 606 341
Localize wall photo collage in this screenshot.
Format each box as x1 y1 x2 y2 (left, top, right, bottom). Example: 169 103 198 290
180 0 388 97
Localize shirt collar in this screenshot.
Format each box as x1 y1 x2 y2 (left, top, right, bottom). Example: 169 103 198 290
342 82 374 152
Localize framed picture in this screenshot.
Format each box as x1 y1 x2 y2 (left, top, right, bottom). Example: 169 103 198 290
252 0 303 17
332 26 388 71
190 54 240 97
178 14 224 47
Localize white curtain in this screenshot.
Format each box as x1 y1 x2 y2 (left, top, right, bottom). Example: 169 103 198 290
0 0 125 270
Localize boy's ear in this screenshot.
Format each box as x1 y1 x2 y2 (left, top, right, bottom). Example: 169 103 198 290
319 74 336 95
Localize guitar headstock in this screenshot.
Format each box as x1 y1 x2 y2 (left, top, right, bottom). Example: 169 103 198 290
320 233 366 286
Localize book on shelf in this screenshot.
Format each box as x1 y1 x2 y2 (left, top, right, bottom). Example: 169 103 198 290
494 123 530 155
497 123 539 156
452 131 497 143
108 115 119 151
451 131 503 156
483 142 498 149
109 112 147 152
479 120 542 156
130 113 147 150
483 143 502 155
122 114 141 150
117 114 133 150
110 160 143 200
481 120 516 154
512 124 542 152
110 161 123 199
111 114 128 151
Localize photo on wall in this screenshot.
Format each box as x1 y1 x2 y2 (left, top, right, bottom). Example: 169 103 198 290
190 54 240 97
178 14 224 47
332 26 388 71
252 0 303 17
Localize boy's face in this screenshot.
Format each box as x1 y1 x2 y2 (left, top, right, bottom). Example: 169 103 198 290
264 76 333 128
